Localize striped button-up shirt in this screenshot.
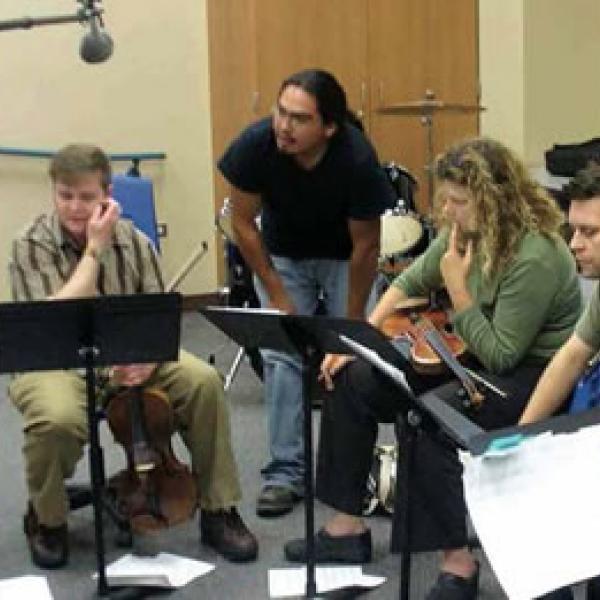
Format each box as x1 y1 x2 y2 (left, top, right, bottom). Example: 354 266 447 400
9 212 164 300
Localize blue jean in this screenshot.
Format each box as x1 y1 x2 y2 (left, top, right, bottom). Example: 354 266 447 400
254 255 349 494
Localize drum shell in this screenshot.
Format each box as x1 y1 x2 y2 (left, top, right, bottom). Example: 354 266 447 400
378 212 427 279
382 162 418 213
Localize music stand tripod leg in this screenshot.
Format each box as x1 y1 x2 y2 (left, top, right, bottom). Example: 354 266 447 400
224 345 246 392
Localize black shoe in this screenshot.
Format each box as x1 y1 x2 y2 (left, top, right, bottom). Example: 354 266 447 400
535 586 574 600
256 485 300 518
425 562 480 600
23 503 68 569
200 507 258 562
284 528 372 564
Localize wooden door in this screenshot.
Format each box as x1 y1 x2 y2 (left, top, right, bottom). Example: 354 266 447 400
253 0 369 127
207 0 259 282
368 0 479 214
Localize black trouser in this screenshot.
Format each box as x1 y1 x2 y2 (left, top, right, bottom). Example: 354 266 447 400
315 357 545 552
536 576 600 599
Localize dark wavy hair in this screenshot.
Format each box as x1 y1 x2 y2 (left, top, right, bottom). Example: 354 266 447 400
279 69 362 131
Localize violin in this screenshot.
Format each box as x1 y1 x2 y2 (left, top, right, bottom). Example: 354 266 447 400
104 241 209 534
381 302 466 375
381 300 483 409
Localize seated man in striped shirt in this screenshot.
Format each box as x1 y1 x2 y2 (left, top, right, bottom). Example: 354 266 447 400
8 143 257 569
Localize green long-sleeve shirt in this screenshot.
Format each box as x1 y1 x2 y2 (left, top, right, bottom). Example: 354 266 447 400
392 229 582 374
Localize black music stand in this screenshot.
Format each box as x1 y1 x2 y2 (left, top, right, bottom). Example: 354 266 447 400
286 315 484 600
200 306 325 598
200 307 477 598
0 293 182 599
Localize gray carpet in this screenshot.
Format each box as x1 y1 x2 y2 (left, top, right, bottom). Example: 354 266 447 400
0 312 585 599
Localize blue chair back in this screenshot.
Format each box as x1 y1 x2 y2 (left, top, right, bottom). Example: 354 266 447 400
569 360 600 414
111 174 160 251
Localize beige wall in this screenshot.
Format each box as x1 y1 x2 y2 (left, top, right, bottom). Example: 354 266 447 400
480 0 600 165
0 0 214 301
479 0 525 156
523 0 600 164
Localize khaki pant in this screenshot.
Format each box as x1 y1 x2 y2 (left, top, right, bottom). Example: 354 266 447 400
9 349 242 527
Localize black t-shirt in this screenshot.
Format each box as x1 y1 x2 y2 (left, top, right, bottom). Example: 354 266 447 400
218 117 396 260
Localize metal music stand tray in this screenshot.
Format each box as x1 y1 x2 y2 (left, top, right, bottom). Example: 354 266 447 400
0 293 182 599
287 314 485 600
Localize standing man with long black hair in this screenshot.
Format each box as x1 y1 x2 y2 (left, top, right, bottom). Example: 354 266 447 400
218 69 395 517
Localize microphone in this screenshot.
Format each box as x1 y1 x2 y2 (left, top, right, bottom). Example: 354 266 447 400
79 0 113 63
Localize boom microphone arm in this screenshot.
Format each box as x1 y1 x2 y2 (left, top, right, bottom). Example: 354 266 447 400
0 1 113 63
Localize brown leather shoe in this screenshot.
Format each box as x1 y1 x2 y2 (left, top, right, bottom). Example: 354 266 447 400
23 503 68 569
200 507 258 562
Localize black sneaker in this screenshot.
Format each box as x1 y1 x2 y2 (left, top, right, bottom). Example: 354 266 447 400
23 503 69 569
284 528 372 564
200 507 258 562
425 562 480 600
256 485 300 518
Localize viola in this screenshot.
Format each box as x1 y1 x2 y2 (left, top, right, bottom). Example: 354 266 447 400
106 386 197 534
381 302 483 409
103 241 209 534
381 305 466 375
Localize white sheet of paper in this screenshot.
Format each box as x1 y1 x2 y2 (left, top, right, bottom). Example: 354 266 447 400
268 566 386 597
0 576 53 600
462 424 600 599
96 552 214 588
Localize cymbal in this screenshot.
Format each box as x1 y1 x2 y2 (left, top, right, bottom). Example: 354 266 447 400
377 99 486 116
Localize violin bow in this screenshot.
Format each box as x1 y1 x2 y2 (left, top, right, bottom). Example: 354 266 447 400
166 240 209 292
416 317 484 408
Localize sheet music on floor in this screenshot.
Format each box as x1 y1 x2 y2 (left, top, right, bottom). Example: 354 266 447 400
93 552 214 588
462 423 600 599
268 566 386 597
0 575 53 599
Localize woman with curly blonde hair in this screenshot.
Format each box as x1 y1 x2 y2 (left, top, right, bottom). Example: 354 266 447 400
435 136 564 278
284 137 582 600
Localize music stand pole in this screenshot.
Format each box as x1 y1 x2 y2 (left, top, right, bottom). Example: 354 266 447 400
80 344 111 596
199 307 329 598
299 343 321 599
396 409 421 600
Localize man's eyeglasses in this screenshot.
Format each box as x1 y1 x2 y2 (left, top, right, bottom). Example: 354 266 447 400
272 104 315 127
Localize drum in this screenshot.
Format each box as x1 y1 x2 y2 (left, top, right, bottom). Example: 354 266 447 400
382 162 418 213
379 163 427 279
378 211 427 278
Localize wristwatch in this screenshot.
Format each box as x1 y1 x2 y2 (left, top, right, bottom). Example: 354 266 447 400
84 245 101 261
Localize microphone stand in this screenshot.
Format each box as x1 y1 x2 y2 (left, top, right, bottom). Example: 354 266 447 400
0 7 102 32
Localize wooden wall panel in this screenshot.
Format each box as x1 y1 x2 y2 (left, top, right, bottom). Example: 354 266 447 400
254 0 369 126
207 0 257 281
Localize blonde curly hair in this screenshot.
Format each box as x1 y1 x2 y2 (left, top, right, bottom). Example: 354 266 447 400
434 137 564 277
